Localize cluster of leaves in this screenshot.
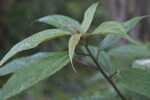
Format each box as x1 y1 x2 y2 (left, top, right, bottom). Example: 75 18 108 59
0 2 150 100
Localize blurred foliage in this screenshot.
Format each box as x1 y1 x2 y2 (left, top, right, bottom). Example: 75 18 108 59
1 0 150 100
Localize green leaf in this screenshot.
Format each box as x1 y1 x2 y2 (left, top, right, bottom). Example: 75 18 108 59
121 16 148 46
122 16 147 32
93 21 126 35
108 45 150 57
132 93 149 100
81 2 98 34
118 68 150 98
0 52 53 76
111 58 134 73
132 59 150 71
99 51 112 73
0 29 71 66
98 34 120 51
38 15 81 33
122 34 142 46
69 34 81 67
0 52 69 100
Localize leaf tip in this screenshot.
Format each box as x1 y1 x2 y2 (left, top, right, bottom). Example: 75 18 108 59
29 20 37 26
71 62 78 73
0 61 3 67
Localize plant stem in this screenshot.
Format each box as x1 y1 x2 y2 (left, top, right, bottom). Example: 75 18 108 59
109 71 118 79
96 51 100 61
76 52 90 56
84 44 126 100
86 36 91 46
73 59 98 70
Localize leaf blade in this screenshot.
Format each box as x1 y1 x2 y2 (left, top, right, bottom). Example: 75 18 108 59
0 52 53 76
99 51 112 73
122 34 142 46
122 16 147 32
0 29 71 66
69 34 81 65
81 2 98 33
98 34 120 51
108 45 150 57
0 52 69 100
118 68 150 98
93 21 126 35
38 15 81 33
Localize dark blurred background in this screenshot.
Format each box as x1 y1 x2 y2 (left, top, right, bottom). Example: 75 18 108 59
0 0 150 100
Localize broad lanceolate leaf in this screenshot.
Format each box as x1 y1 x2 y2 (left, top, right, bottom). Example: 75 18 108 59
118 68 150 98
0 52 69 100
122 16 147 32
108 45 150 57
69 34 81 66
98 34 120 51
93 21 126 35
132 59 150 71
0 52 53 76
38 15 81 33
0 29 71 66
81 2 98 34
